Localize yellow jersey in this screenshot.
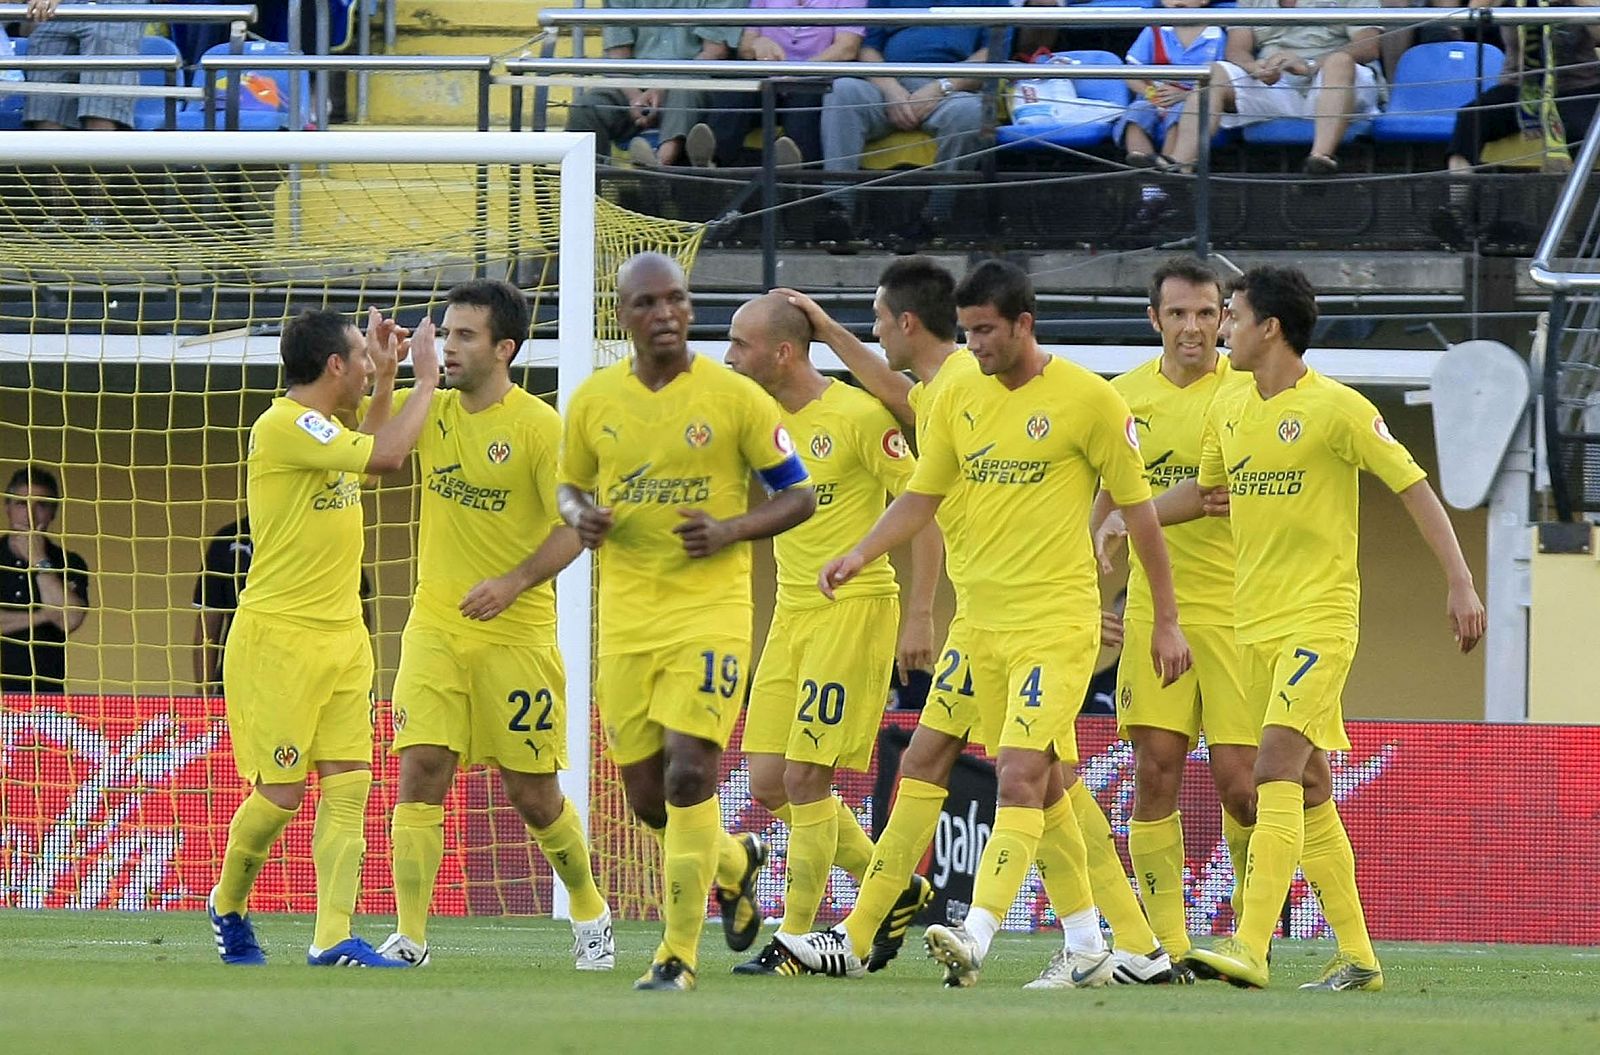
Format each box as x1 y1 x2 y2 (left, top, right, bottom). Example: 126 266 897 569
1111 354 1242 627
401 385 564 644
560 354 809 654
777 380 916 611
1198 366 1426 644
909 355 1150 632
907 348 978 586
238 396 376 629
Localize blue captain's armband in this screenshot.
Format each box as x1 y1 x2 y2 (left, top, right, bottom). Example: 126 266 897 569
758 453 809 493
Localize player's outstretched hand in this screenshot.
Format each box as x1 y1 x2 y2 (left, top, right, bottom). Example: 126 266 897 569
896 613 935 685
409 317 441 384
460 575 519 621
364 306 409 381
674 507 734 558
1151 621 1192 688
1093 510 1127 574
1100 609 1124 649
574 505 613 550
818 552 865 600
1200 484 1231 518
1448 581 1486 654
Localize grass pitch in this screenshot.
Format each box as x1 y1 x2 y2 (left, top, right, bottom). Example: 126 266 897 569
1 912 1596 1054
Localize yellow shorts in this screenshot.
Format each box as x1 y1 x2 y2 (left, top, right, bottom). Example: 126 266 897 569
741 596 898 772
1243 634 1356 751
391 621 568 774
596 635 751 766
222 611 374 785
1116 621 1260 747
922 617 1099 764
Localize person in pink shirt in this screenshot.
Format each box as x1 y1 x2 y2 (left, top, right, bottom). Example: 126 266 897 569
686 0 867 168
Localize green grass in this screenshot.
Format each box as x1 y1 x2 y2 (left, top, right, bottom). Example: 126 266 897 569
1 912 1597 1054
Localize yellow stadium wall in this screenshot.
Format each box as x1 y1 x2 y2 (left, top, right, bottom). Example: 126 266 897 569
2 388 1485 719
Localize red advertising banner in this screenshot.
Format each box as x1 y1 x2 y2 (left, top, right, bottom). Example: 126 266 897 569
3 695 1598 945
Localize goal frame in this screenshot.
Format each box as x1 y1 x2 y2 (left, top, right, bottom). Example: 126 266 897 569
2 130 599 920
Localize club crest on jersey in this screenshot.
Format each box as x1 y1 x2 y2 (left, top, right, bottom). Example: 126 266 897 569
393 708 408 733
1278 416 1303 445
487 440 511 464
1372 415 1396 443
1123 415 1141 449
1026 414 1051 441
272 743 301 769
773 425 796 454
685 422 713 448
1119 686 1132 711
810 433 833 459
882 427 910 460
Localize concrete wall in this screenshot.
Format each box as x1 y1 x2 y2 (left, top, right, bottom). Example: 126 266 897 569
0 384 1486 719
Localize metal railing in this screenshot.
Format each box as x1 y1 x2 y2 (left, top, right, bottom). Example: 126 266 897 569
0 3 254 23
537 6 1600 28
0 56 194 129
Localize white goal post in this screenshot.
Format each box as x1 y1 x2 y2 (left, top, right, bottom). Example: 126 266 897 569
2 129 598 919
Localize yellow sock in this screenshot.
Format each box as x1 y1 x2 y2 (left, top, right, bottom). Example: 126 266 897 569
779 797 837 935
530 799 608 923
658 797 722 968
311 769 373 951
214 789 296 916
831 795 874 882
1128 811 1189 957
1237 780 1303 959
1034 796 1094 918
1070 781 1158 955
1222 809 1255 924
973 805 1044 918
841 777 945 957
391 801 444 943
1299 799 1377 966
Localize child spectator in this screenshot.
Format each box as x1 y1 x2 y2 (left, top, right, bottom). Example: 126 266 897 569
1116 0 1226 166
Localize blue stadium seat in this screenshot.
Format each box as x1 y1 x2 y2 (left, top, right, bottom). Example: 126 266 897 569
0 35 25 131
1240 115 1373 146
131 35 184 131
997 50 1129 151
177 41 311 131
1373 41 1506 143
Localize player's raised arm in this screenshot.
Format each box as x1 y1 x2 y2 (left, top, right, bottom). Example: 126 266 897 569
773 286 916 427
364 317 440 474
1396 481 1486 653
358 307 408 435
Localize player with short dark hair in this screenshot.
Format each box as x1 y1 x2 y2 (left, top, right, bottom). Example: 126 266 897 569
557 253 816 991
207 306 438 969
1142 267 1484 991
725 292 940 976
781 260 1191 988
377 279 613 971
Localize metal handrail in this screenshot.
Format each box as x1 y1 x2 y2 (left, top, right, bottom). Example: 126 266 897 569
503 58 1209 82
0 56 189 127
1528 130 1600 293
536 5 1600 27
197 54 498 131
0 4 255 21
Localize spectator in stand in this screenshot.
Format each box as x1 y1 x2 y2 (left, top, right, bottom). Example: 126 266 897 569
1166 0 1384 175
1116 0 1227 166
0 467 90 696
684 0 867 169
814 0 1015 248
565 0 744 168
192 515 374 696
20 0 151 131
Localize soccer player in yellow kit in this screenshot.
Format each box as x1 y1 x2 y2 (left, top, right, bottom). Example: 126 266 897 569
1164 267 1484 990
208 307 439 967
724 292 941 975
783 260 1191 988
376 280 613 971
557 253 816 992
781 261 1181 986
1091 258 1259 966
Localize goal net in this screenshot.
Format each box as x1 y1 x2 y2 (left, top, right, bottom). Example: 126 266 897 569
0 131 702 921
